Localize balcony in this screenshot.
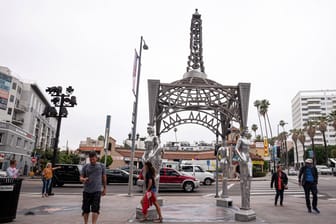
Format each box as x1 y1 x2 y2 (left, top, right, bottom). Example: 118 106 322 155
12 118 24 125
14 104 27 113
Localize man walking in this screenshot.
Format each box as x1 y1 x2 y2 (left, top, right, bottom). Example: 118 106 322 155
299 158 320 213
80 151 107 224
6 159 20 178
271 164 288 206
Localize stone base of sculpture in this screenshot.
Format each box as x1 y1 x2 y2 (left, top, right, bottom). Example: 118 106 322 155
136 205 158 220
135 197 163 220
216 197 233 207
234 209 256 222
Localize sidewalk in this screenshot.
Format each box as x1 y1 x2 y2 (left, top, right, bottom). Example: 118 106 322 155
12 191 336 224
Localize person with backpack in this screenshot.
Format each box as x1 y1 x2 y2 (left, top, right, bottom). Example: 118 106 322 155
80 151 107 224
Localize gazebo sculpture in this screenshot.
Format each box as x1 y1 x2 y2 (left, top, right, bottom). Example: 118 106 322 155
147 9 255 221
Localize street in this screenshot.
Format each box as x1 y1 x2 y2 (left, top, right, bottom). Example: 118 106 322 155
20 174 336 199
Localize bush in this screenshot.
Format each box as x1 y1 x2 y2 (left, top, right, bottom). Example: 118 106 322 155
253 171 267 177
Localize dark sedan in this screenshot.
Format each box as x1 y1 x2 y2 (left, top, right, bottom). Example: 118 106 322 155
106 169 138 185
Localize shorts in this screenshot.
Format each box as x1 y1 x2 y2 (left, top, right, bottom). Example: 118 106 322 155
82 191 101 215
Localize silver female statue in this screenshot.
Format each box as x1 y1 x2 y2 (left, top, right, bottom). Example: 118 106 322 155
142 126 163 192
235 128 252 210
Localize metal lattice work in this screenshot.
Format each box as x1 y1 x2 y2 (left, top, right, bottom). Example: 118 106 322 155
187 9 204 73
147 10 250 140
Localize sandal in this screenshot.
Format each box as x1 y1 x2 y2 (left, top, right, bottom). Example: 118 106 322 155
139 217 148 222
153 217 163 223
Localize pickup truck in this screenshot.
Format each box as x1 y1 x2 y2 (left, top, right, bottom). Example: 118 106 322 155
179 165 215 185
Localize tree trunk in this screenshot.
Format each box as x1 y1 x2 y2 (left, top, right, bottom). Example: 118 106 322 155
322 132 328 165
257 112 264 139
311 137 316 165
294 141 299 169
266 113 273 138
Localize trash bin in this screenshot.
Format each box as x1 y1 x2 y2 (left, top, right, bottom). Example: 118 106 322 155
0 178 23 223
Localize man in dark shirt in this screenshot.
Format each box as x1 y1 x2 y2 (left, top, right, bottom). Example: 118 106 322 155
299 158 319 214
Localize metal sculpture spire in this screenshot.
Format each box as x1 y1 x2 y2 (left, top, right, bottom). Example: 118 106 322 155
186 9 205 73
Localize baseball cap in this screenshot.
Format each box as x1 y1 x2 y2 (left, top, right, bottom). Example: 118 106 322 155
305 158 313 163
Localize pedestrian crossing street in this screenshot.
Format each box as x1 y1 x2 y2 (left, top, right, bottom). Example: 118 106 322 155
250 181 305 197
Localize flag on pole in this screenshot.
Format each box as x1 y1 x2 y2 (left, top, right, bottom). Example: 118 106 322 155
132 49 139 95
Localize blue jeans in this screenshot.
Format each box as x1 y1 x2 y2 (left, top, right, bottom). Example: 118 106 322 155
42 179 51 194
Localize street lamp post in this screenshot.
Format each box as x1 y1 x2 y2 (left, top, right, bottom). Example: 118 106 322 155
42 86 77 194
128 36 148 196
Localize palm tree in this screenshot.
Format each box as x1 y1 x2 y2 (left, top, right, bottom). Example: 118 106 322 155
290 129 300 169
251 124 258 138
305 120 317 165
328 110 336 132
259 99 273 139
255 135 262 142
279 120 288 169
298 128 306 162
258 101 269 140
317 116 328 165
254 100 264 139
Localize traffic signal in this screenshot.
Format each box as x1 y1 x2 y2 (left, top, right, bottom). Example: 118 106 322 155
264 138 268 156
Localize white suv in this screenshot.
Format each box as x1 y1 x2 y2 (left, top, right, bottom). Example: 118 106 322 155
180 165 215 185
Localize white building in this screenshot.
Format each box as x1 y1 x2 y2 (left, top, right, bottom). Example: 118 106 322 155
291 90 336 163
0 66 57 173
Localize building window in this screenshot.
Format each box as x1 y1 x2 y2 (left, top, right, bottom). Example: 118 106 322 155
9 95 14 102
12 82 17 90
7 108 12 115
0 133 3 144
18 86 21 94
16 137 22 147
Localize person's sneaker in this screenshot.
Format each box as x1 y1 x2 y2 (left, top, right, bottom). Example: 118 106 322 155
308 208 312 213
313 208 320 214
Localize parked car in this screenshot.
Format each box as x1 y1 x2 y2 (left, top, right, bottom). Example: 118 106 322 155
106 169 138 185
53 164 83 187
137 167 200 192
316 165 333 175
0 170 7 177
119 166 141 175
288 168 297 176
179 164 215 185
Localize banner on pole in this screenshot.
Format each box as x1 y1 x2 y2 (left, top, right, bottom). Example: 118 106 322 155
132 49 139 95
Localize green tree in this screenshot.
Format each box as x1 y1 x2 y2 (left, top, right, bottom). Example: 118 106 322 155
100 155 113 167
328 110 336 131
317 116 328 164
98 135 105 141
251 124 258 139
290 129 300 168
58 151 80 164
305 120 317 165
259 99 273 139
298 128 306 161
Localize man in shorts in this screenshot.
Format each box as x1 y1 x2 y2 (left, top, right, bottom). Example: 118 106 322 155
80 151 107 224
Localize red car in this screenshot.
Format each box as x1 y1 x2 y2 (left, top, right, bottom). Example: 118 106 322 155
137 167 200 192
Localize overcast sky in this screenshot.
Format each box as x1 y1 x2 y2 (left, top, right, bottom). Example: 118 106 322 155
1 0 336 150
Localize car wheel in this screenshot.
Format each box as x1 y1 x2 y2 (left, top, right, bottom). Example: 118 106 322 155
183 181 194 192
204 178 212 185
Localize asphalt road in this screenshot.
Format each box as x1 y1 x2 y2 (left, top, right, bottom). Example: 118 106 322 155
20 174 336 199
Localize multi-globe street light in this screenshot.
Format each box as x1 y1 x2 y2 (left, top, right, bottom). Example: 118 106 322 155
128 36 148 196
42 86 77 194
